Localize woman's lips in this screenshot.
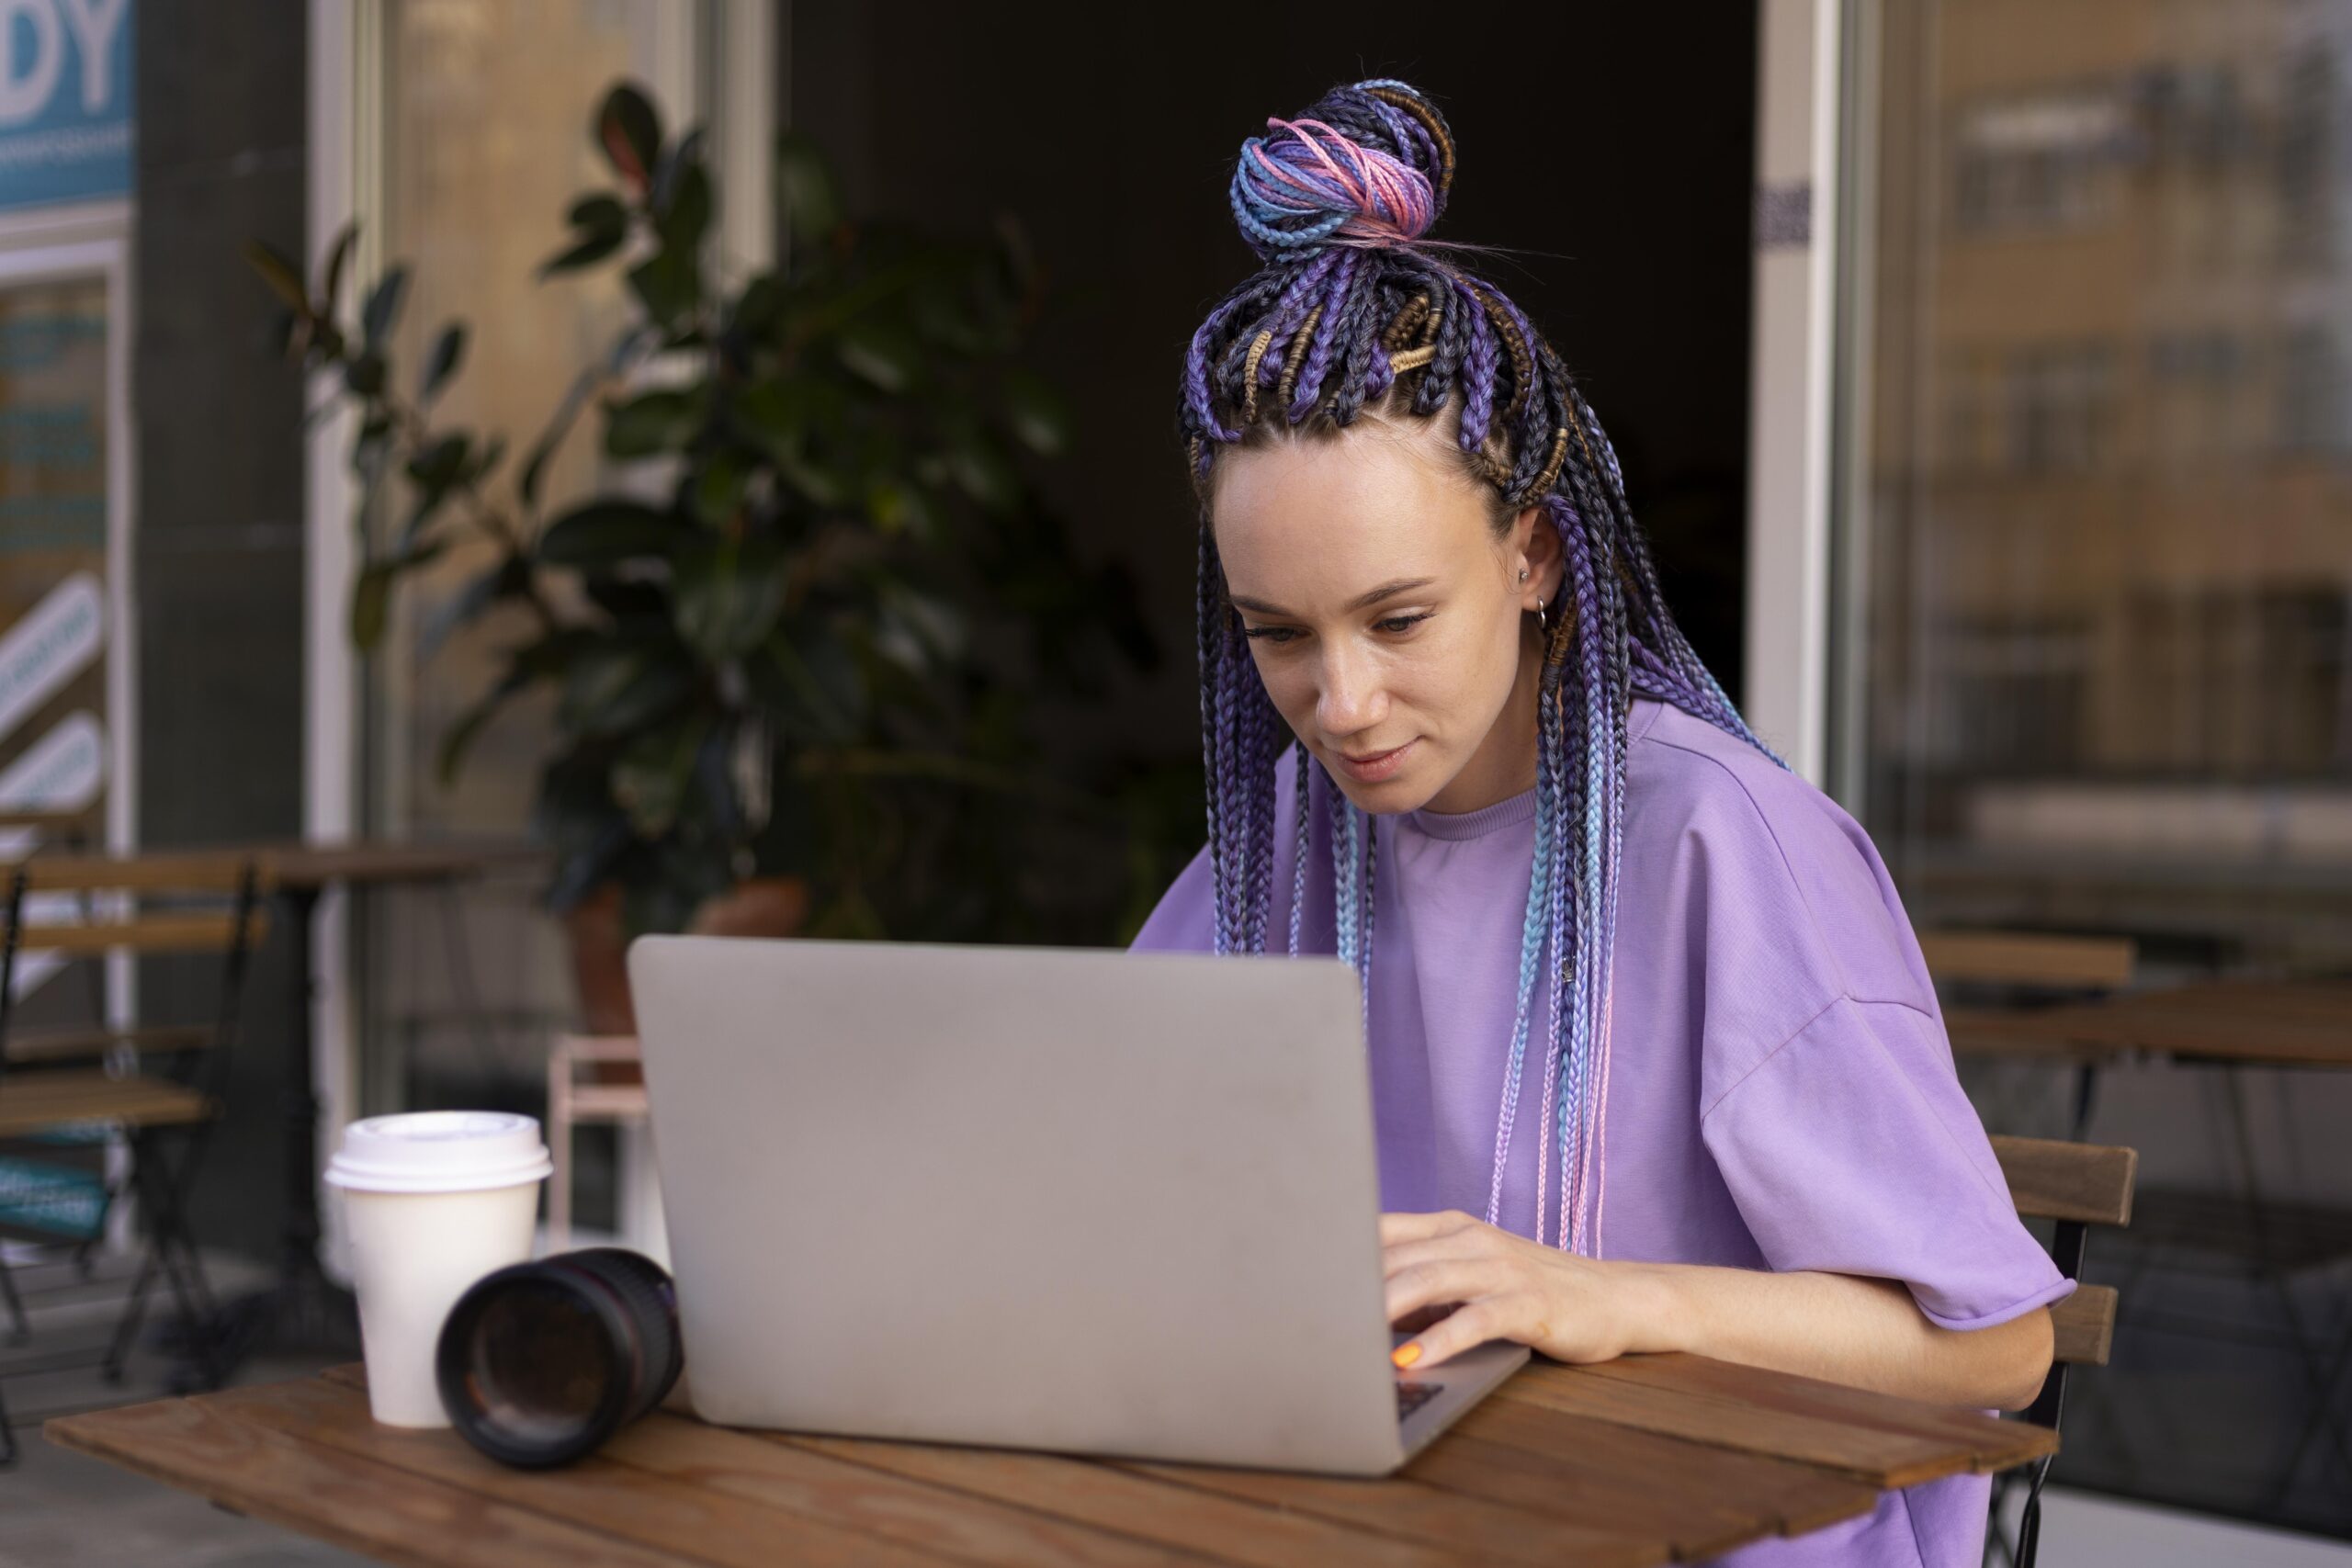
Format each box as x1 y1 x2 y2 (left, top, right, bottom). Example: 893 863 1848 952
1335 739 1417 783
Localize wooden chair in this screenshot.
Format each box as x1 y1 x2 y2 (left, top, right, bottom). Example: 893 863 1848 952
1987 1133 2138 1568
545 1032 650 1251
1927 929 2138 1139
0 853 269 1466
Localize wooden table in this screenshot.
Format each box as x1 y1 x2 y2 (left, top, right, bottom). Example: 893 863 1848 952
47 1357 2054 1566
1948 976 2352 1071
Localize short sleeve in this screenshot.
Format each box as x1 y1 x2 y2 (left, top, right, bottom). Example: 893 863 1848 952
1128 747 1317 956
1129 842 1214 953
1700 996 2074 1330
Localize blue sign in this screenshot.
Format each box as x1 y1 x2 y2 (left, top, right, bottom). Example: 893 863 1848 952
0 0 130 212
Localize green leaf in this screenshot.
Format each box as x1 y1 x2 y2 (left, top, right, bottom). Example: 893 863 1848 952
539 227 627 277
864 475 936 538
537 500 675 565
692 450 749 528
243 241 310 314
343 352 387 399
602 387 698 458
626 245 700 327
655 162 712 256
833 315 921 392
774 130 842 250
348 540 446 651
1000 367 1072 456
351 561 397 652
596 82 662 191
362 265 410 347
419 323 467 402
405 433 470 492
559 645 694 737
568 194 629 234
320 222 359 317
944 427 1019 513
612 720 703 836
673 536 786 660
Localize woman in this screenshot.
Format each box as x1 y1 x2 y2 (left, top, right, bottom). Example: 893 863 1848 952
1131 80 2069 1567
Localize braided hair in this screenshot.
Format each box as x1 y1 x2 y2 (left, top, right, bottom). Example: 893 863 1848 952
1179 79 1782 1253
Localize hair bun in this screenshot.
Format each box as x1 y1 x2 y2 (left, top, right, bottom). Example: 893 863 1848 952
1228 78 1457 262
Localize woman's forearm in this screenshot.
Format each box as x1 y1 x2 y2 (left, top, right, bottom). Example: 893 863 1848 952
1616 1262 2053 1412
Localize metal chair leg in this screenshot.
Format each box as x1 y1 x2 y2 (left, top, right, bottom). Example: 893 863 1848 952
2018 1453 2053 1568
0 1253 28 1345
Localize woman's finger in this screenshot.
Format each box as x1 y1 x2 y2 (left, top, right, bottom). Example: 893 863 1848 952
1381 1229 1503 1280
1378 1209 1483 1246
1384 1257 1508 1326
1394 1296 1512 1371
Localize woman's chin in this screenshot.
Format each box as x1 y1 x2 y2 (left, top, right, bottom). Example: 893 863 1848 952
1329 766 1439 817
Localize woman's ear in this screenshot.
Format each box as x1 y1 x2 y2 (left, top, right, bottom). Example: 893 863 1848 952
1511 503 1566 609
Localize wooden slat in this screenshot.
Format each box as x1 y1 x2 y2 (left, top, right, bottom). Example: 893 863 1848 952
43 1397 706 1568
6 1023 211 1063
196 1378 946 1568
568 1085 650 1119
12 910 266 957
2052 1285 2117 1367
1918 931 2135 989
12 852 271 895
322 1363 1196 1568
1417 1396 1877 1561
1956 990 2352 1070
1111 1457 1659 1568
1990 1135 2136 1226
1944 1008 2125 1064
780 1431 1477 1568
1494 1358 1978 1489
0 1072 211 1137
1569 1355 2059 1475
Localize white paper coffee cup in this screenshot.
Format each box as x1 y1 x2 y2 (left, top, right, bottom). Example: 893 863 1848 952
325 1111 553 1427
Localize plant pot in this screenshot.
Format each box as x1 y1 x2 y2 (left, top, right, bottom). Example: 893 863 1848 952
563 875 811 1049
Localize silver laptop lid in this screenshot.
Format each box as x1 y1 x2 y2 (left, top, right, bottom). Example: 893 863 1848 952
627 936 1407 1472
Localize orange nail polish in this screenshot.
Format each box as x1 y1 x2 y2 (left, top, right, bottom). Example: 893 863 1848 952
1392 1343 1422 1370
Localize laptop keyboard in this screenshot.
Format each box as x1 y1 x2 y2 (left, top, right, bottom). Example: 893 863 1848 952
1396 1381 1442 1421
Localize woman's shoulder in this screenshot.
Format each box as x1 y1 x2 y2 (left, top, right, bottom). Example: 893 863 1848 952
1629 699 1870 864
1625 697 1935 1017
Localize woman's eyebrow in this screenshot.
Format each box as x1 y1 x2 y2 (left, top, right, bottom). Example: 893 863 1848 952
1229 577 1438 618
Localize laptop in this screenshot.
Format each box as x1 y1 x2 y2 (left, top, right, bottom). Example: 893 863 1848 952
626 935 1527 1474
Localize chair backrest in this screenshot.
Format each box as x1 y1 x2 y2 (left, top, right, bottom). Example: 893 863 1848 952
0 853 274 1095
1989 1134 2136 1375
1920 930 2137 992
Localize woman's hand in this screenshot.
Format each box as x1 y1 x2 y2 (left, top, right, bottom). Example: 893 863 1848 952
1381 1209 1664 1370
1380 1209 2058 1410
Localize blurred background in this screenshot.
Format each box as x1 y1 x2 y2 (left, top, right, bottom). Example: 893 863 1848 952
0 2 2347 1563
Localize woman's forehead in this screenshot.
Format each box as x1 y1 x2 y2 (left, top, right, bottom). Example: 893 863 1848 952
1211 433 1494 598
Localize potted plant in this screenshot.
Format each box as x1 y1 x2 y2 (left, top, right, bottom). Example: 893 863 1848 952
250 83 1154 1032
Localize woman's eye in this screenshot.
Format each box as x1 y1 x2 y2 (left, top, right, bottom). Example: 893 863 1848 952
1241 625 1300 644
1375 613 1433 634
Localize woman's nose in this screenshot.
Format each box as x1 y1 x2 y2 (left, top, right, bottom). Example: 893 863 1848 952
1316 642 1387 738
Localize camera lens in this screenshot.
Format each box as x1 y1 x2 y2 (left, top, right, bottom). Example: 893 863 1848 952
435 1247 682 1468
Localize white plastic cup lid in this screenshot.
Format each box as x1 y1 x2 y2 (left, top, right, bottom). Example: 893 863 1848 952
323 1111 554 1195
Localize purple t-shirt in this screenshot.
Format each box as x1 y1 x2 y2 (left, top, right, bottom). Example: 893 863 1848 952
1131 695 2071 1568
